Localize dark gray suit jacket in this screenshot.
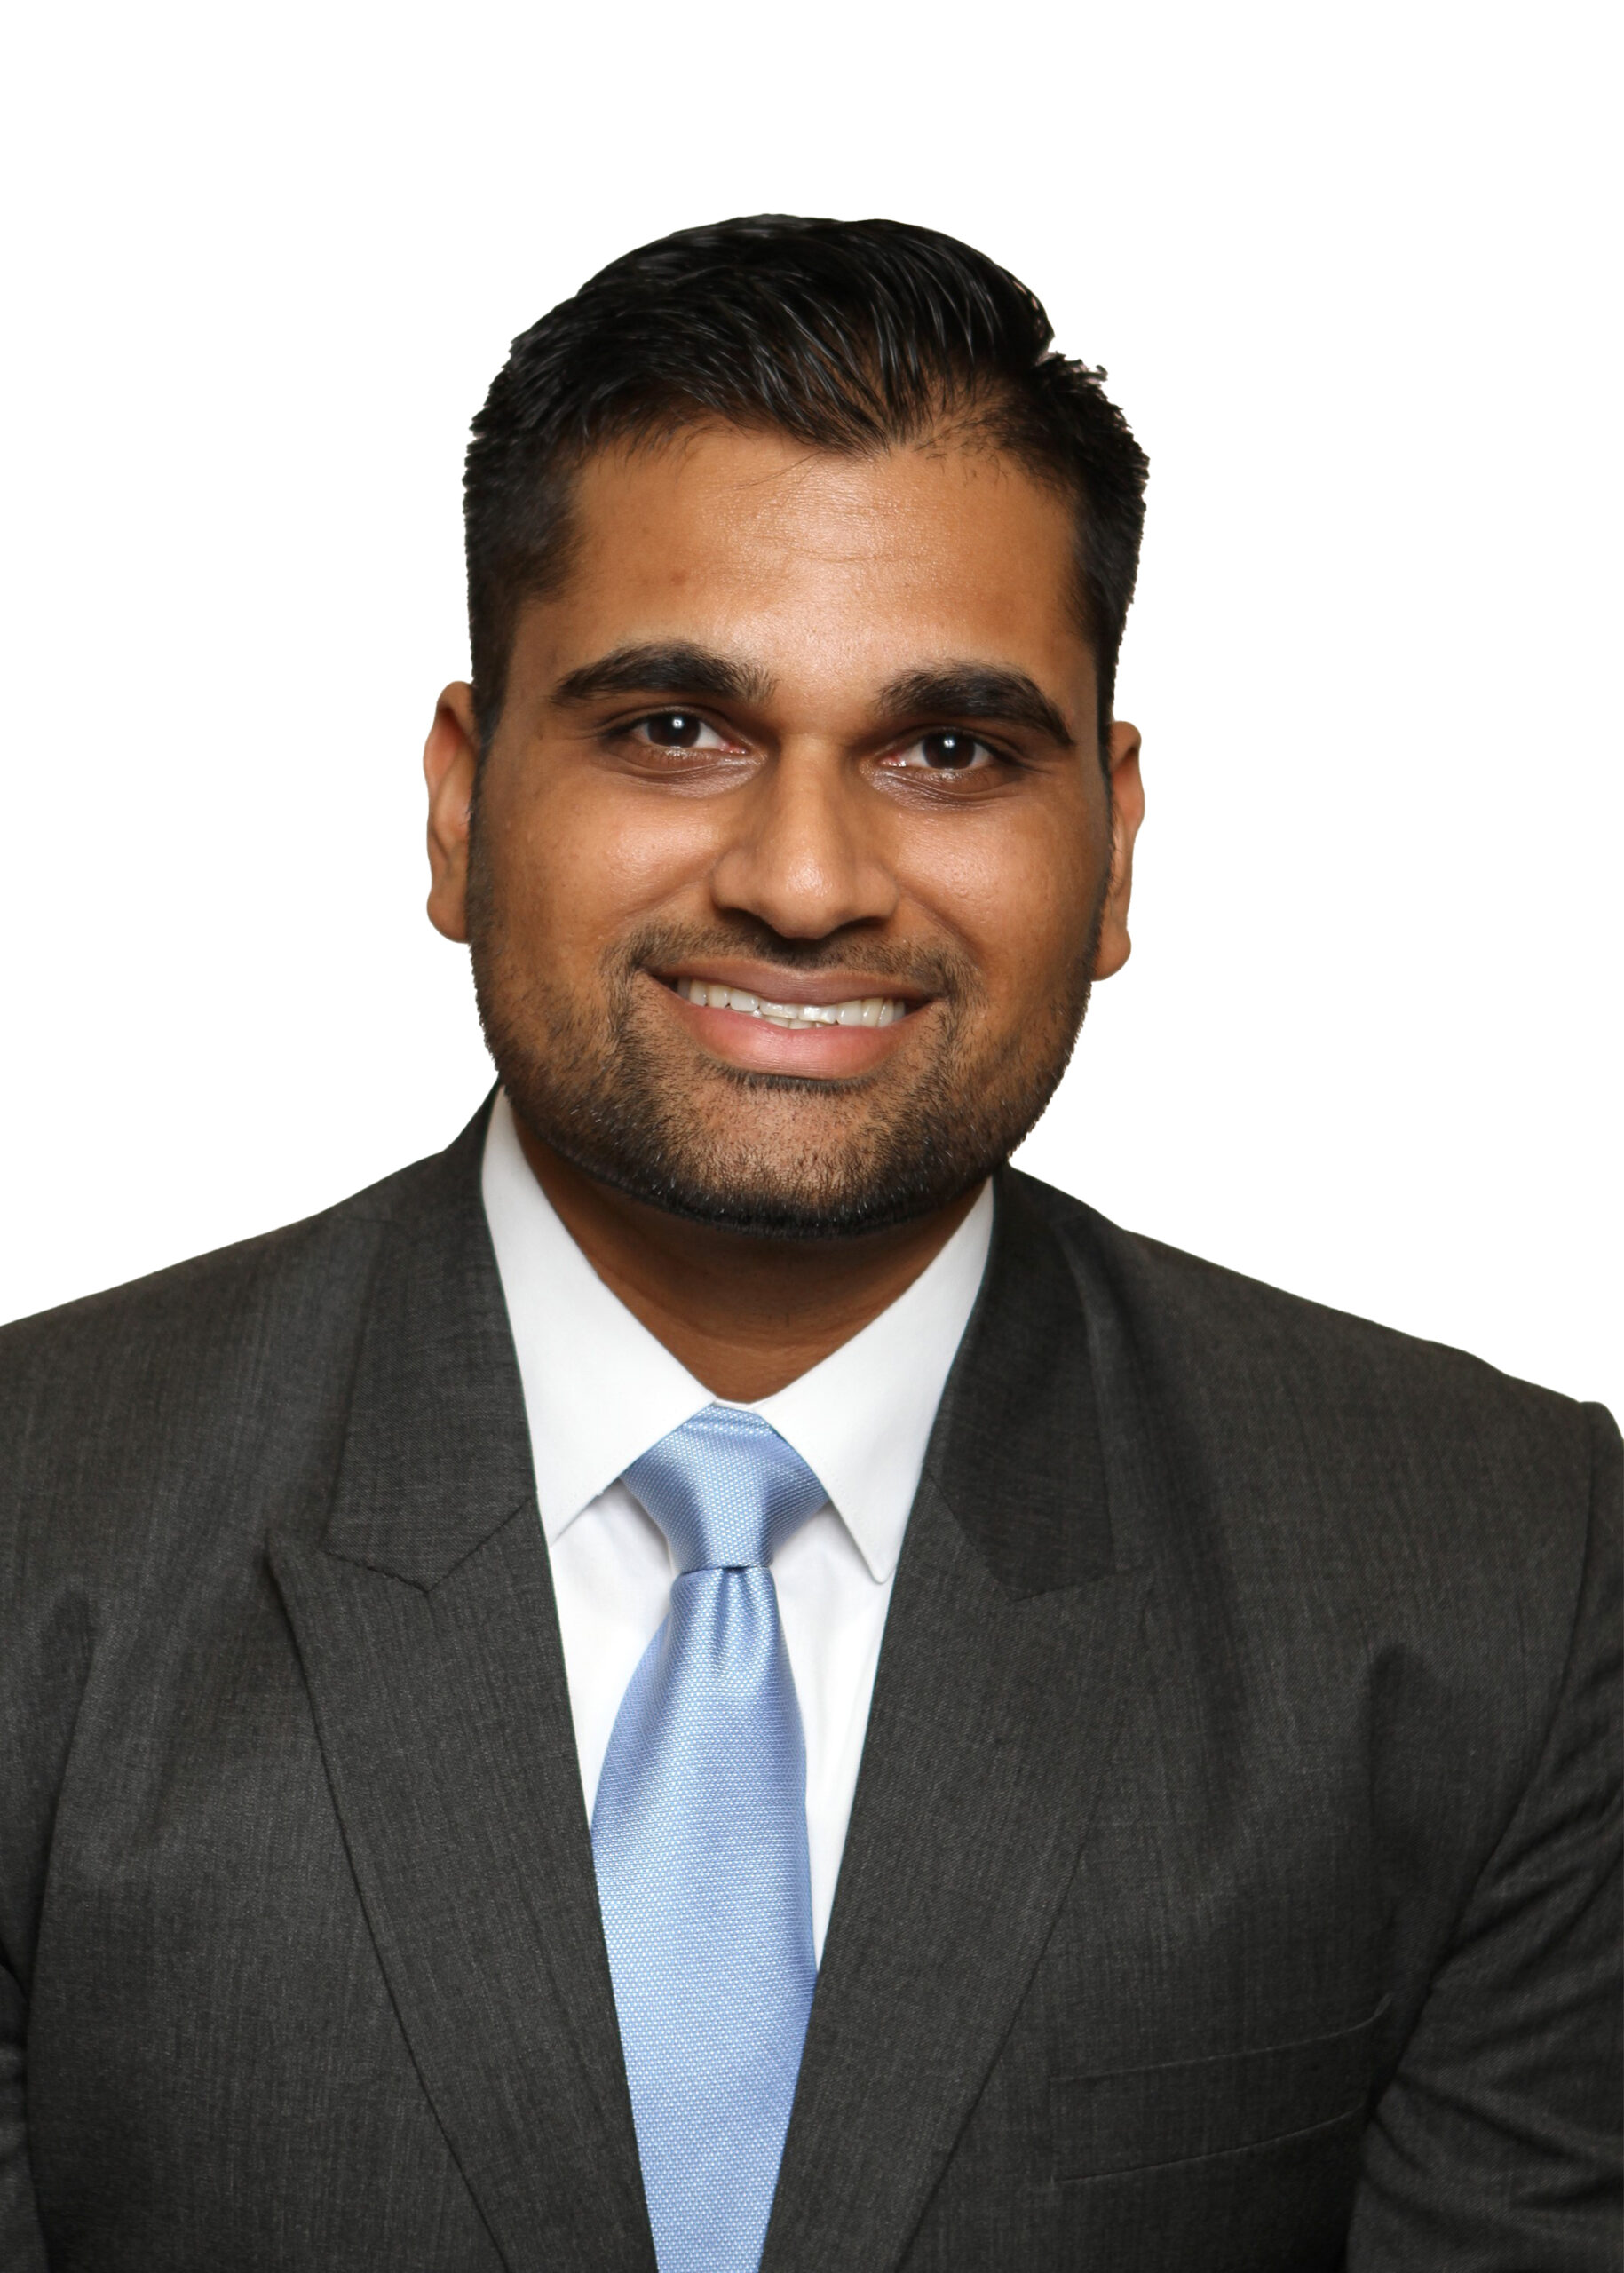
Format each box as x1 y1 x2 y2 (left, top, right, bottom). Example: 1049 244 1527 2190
1 1107 1618 2270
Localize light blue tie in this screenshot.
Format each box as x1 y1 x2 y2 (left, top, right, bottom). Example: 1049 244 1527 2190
592 1404 827 2273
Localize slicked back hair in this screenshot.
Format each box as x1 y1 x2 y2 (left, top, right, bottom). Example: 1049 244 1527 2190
464 215 1149 756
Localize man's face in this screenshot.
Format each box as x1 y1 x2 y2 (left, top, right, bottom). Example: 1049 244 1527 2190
426 423 1142 1235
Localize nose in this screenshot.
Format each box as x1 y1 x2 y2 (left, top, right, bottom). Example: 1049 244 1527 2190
708 743 899 939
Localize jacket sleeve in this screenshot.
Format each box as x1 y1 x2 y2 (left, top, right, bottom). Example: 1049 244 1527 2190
1 1357 94 2273
1347 1402 1623 2271
0 1957 48 2273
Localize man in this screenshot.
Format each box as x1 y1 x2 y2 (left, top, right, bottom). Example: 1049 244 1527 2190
0 215 1617 2273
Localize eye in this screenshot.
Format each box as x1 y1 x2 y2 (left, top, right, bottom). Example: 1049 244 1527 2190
891 730 998 773
629 710 733 751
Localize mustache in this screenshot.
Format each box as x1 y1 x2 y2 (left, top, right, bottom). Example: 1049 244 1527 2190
609 918 978 1000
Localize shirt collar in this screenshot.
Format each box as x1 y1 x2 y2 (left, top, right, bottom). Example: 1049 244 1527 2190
480 1089 993 1581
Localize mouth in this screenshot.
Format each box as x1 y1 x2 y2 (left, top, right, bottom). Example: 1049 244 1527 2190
669 977 910 1030
648 959 931 1079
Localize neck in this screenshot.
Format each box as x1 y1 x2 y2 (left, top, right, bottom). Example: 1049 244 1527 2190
512 1117 984 1402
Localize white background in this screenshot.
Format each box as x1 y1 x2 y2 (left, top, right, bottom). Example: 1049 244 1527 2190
3 1 1618 1417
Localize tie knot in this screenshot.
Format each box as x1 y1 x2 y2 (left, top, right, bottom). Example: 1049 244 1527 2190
622 1405 828 1572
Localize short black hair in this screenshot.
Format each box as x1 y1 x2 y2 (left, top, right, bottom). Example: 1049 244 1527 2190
464 215 1149 753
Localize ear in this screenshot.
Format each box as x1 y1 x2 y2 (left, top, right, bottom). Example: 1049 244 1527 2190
424 682 480 943
1093 719 1144 980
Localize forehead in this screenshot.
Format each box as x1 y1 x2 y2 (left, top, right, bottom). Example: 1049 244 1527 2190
535 424 1089 696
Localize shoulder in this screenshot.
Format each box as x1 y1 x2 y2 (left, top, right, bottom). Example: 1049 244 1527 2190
1011 1162 1606 1479
1010 1171 1619 1885
1008 1165 1618 1692
0 1119 484 1580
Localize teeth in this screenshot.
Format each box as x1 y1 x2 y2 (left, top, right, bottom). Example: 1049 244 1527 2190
677 978 907 1028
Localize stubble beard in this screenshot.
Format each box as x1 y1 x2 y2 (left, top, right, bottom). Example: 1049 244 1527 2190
466 851 1103 1241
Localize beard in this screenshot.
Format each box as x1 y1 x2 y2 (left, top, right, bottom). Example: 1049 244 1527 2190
466 845 1103 1242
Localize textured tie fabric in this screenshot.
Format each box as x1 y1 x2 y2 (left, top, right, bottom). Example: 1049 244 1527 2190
592 1404 828 2273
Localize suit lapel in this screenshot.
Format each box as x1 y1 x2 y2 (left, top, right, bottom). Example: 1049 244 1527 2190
763 1174 1152 2273
269 1120 654 2273
269 1126 1143 2273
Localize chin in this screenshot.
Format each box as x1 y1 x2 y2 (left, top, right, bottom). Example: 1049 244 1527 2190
593 1159 986 1242
478 958 1086 1244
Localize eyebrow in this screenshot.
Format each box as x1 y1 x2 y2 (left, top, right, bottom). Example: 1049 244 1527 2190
552 642 774 708
551 642 1076 748
876 666 1076 748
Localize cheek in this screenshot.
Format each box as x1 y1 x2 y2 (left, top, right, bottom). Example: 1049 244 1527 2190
489 767 721 955
899 805 1099 1004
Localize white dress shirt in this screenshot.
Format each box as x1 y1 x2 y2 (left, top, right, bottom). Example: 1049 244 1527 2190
480 1089 993 1959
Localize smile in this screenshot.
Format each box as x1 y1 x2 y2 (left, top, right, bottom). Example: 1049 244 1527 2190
671 978 909 1029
